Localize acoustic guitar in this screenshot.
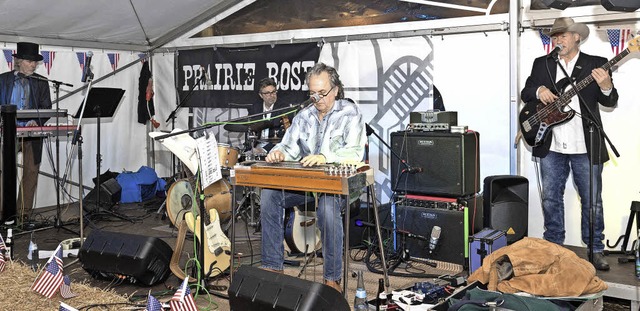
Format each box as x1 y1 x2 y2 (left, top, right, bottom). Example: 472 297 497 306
519 36 639 147
284 206 321 255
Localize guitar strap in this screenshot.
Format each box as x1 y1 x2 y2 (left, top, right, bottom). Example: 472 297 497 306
170 219 197 283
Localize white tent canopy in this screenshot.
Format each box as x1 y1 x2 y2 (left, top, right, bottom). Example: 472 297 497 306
0 0 246 51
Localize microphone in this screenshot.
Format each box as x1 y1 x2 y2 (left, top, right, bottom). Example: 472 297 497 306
81 51 93 82
407 166 423 174
298 93 321 109
547 44 563 59
428 226 441 254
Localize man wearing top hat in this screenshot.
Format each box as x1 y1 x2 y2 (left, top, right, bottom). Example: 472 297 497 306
0 42 53 224
521 18 618 270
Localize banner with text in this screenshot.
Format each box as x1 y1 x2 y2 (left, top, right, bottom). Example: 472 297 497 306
177 43 321 108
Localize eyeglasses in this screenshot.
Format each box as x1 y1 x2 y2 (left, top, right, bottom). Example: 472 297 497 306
309 86 335 100
260 90 277 96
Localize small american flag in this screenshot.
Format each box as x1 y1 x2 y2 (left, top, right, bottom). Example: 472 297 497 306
3 49 14 69
32 246 64 298
59 302 79 311
607 29 631 55
0 233 6 272
60 275 77 299
41 51 56 75
76 52 86 72
539 29 552 54
169 278 198 311
108 53 119 71
147 293 165 311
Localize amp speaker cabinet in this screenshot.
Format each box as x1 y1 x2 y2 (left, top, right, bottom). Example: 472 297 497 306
391 131 480 197
483 175 528 244
601 0 640 12
79 230 172 286
381 197 482 266
229 266 349 311
83 178 122 211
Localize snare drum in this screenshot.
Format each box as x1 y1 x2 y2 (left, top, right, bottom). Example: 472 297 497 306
217 143 239 168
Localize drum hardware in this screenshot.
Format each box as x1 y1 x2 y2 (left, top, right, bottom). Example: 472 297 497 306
234 186 261 228
223 119 272 133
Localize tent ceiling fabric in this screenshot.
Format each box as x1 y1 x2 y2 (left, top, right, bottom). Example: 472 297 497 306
194 0 510 37
0 0 238 51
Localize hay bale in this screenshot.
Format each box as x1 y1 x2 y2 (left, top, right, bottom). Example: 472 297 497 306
0 260 132 310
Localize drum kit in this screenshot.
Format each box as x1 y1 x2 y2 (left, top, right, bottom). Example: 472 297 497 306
164 119 283 232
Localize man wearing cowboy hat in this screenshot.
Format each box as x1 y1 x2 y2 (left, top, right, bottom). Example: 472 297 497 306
521 17 618 271
0 42 53 224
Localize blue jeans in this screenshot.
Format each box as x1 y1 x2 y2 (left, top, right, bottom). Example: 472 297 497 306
539 151 605 252
260 188 345 281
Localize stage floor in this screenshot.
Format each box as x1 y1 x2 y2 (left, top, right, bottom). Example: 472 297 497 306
4 199 635 310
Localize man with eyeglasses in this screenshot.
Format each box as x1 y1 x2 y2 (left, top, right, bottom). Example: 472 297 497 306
246 77 290 154
260 63 366 293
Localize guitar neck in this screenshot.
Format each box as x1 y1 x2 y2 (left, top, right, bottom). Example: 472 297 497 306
555 48 630 107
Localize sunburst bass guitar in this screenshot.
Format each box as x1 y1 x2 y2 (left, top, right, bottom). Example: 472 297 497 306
519 36 639 147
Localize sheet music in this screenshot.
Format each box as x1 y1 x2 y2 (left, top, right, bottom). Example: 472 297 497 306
196 132 221 189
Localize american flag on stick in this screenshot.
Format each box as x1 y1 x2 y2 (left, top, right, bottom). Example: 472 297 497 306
59 301 79 311
0 233 6 272
32 245 64 298
169 278 198 311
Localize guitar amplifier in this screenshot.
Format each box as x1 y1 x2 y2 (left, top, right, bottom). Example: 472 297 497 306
79 230 172 286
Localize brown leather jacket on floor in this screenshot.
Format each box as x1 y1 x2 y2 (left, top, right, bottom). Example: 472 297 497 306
468 237 607 297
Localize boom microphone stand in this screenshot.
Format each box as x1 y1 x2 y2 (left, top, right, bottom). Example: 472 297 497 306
552 55 619 264
29 75 74 229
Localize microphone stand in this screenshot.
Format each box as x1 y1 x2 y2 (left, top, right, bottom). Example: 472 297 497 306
553 55 619 264
366 124 419 251
26 74 75 234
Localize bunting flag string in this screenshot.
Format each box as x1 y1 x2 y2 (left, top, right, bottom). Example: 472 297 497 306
607 29 631 55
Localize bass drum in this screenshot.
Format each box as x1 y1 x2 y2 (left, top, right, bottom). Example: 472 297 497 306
165 179 195 227
203 179 233 223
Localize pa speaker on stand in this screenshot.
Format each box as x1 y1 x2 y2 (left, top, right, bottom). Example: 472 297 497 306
483 175 528 244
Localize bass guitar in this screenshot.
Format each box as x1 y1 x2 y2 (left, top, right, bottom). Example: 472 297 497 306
184 208 231 277
519 36 639 147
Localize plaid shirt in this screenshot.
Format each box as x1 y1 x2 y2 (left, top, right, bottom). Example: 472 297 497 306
271 99 365 163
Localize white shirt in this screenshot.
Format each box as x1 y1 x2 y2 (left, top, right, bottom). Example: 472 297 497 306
549 53 587 154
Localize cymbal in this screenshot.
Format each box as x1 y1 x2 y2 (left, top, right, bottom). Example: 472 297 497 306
257 137 281 144
223 120 271 133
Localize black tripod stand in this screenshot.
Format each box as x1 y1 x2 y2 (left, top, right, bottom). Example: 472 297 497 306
73 87 125 212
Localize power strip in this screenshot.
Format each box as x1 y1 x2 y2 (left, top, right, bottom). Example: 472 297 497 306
60 237 85 250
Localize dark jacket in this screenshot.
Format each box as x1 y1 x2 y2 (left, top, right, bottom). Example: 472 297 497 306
0 70 53 164
246 100 292 139
521 52 618 164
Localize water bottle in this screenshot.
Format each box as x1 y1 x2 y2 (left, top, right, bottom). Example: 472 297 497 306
5 229 14 260
354 271 367 310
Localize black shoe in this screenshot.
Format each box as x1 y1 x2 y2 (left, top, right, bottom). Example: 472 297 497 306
592 252 610 271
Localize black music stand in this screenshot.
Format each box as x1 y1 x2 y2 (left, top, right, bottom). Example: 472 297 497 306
73 87 125 212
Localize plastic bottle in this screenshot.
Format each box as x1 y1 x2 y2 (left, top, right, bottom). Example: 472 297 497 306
376 278 388 311
5 229 14 260
354 271 367 310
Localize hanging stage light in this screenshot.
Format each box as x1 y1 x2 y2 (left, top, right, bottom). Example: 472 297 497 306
541 0 574 10
601 0 640 12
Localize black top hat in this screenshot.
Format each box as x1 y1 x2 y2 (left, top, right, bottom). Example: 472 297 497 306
12 42 44 61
